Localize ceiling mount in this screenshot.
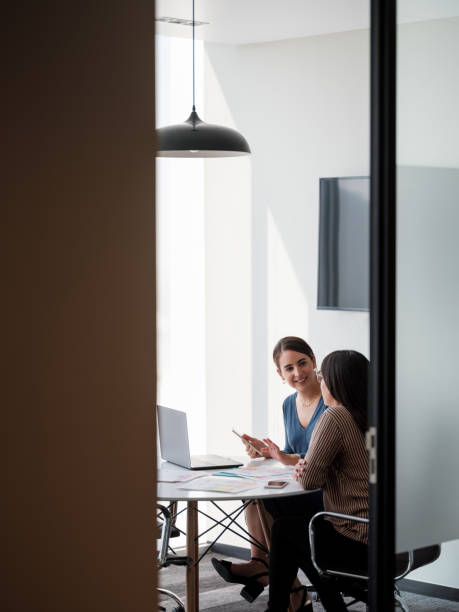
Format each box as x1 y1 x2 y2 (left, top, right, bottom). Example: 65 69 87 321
156 0 251 158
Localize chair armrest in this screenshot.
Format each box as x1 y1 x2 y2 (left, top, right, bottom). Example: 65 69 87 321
308 511 369 580
308 511 440 583
395 544 441 580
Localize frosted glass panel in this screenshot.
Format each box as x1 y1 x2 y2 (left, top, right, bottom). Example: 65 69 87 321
396 167 459 552
396 10 459 553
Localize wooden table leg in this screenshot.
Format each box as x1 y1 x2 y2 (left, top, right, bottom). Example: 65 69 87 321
186 501 199 612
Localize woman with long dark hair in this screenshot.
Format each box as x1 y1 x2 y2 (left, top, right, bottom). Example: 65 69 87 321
265 350 369 611
212 337 326 607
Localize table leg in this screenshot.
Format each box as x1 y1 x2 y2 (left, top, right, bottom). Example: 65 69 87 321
186 501 199 612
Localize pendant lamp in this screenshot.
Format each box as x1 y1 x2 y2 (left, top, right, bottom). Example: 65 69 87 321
156 0 251 158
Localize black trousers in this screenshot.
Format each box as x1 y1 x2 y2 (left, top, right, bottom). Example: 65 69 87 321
263 489 323 520
267 515 368 612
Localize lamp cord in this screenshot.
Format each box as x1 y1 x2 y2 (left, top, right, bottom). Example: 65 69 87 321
192 0 196 111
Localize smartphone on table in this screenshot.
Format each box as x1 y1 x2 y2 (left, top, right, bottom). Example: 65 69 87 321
264 480 288 489
232 428 263 457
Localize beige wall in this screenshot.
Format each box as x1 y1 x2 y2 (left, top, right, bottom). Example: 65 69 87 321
4 2 156 610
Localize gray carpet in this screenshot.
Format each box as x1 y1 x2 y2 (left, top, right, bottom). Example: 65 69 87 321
158 547 459 611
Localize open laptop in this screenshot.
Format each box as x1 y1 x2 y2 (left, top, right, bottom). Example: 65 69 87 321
157 405 243 470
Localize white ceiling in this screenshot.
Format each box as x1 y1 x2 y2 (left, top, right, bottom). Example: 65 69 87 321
155 0 459 45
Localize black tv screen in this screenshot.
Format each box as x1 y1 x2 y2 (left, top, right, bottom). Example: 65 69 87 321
317 176 369 311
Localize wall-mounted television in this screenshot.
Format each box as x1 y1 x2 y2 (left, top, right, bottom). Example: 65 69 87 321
317 176 369 311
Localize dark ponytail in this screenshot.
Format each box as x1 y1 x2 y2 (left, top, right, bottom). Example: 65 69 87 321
321 350 368 433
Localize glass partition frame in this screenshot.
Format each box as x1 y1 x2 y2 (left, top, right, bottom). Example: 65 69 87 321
369 0 396 609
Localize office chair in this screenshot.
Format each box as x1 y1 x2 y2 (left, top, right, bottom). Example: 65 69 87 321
157 503 190 611
308 511 441 611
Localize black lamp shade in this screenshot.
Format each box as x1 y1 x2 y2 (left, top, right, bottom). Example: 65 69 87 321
156 110 251 158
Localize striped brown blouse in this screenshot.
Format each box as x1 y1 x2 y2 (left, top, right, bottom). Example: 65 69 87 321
300 405 369 544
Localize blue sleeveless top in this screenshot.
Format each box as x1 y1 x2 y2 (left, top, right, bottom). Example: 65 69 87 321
282 393 327 458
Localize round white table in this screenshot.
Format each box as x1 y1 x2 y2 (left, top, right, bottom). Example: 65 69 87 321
157 458 315 611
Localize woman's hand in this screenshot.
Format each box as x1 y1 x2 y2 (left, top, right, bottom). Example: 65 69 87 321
262 438 286 463
241 434 268 459
293 458 307 481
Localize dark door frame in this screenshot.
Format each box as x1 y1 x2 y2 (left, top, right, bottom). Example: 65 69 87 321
369 0 396 609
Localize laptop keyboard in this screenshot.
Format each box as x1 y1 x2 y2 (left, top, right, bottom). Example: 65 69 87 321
192 455 224 465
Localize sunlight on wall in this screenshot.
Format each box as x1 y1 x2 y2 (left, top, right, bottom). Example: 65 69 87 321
203 45 254 458
204 157 252 456
156 34 203 125
156 158 205 452
200 48 255 548
155 34 209 551
204 44 239 131
267 208 311 444
156 35 206 455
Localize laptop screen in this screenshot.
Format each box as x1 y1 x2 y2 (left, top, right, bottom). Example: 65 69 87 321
157 405 191 467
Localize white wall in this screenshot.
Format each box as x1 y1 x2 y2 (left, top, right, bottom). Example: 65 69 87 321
203 27 370 543
204 26 370 461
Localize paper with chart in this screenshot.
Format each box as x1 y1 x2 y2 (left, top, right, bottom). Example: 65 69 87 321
157 470 205 483
213 463 295 481
179 476 257 494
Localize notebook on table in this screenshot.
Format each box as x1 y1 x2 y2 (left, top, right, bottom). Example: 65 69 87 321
157 405 243 470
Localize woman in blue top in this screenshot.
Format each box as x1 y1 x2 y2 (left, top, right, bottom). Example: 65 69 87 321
212 336 326 605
